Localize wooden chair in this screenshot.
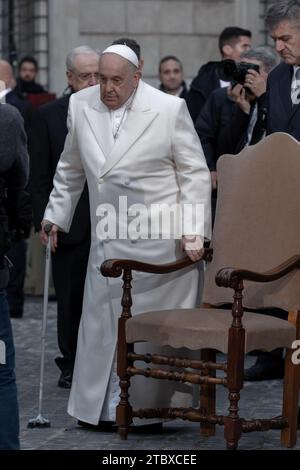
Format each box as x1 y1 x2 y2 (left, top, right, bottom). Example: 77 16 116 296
101 133 300 449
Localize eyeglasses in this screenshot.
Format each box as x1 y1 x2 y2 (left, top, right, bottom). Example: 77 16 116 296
74 72 100 82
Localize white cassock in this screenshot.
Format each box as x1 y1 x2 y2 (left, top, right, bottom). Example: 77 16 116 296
44 80 211 424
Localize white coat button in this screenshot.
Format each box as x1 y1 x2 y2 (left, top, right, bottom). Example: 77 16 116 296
104 237 110 243
124 178 130 186
98 178 104 184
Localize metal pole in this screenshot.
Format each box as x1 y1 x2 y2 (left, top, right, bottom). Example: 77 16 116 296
28 229 52 428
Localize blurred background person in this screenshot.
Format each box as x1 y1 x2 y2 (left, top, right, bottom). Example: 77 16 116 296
187 26 252 123
17 55 46 95
158 55 187 98
0 59 32 124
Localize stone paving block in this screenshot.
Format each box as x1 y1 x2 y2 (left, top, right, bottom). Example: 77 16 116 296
11 298 300 450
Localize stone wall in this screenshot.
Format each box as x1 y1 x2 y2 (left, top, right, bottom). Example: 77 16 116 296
48 0 265 95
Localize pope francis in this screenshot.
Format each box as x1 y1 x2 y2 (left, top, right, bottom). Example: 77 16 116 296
42 44 211 426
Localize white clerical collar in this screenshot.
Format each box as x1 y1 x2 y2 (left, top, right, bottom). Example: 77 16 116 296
0 88 11 101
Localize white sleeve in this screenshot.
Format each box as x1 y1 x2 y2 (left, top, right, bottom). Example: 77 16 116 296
172 99 212 239
44 94 86 232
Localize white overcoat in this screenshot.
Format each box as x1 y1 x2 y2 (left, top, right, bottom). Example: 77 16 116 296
44 80 211 424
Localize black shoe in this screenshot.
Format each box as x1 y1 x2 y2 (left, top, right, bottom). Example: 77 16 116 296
244 355 284 381
77 420 117 431
58 371 72 389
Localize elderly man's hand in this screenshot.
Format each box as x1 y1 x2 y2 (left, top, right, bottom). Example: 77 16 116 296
182 235 204 262
40 220 59 252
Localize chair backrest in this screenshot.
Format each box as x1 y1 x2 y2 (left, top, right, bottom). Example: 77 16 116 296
203 132 300 311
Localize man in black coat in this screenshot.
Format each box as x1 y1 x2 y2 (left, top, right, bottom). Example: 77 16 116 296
265 1 300 140
186 26 252 123
30 46 100 388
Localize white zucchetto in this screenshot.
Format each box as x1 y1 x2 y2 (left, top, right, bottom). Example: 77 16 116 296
101 44 139 68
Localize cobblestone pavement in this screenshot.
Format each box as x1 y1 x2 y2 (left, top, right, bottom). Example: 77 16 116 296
11 297 299 450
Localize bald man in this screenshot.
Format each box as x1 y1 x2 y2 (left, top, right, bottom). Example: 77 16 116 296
42 45 211 426
0 60 32 119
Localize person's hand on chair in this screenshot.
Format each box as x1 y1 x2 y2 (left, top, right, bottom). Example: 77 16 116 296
182 235 204 262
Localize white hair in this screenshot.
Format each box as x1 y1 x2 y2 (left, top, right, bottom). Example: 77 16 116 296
66 46 101 72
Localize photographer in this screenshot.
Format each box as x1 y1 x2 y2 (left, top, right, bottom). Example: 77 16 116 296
195 47 278 212
0 101 29 449
187 26 252 122
219 47 279 155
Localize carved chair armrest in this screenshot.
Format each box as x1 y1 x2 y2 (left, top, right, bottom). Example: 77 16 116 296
216 255 300 289
100 246 213 278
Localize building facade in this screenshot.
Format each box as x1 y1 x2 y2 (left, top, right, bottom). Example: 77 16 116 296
1 0 275 95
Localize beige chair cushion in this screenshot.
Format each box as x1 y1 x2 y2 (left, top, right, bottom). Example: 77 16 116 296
126 308 296 354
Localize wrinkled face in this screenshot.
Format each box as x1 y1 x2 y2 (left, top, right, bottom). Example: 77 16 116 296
99 53 140 110
19 61 37 82
270 20 300 65
67 54 100 92
159 59 183 93
223 35 252 61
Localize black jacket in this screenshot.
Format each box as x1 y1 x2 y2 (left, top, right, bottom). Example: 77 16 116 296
218 93 268 155
266 62 300 140
5 89 33 131
186 61 221 123
0 104 29 284
195 87 237 171
29 94 90 244
16 78 46 94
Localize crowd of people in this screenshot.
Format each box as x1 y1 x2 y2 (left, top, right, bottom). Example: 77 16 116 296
1 0 300 449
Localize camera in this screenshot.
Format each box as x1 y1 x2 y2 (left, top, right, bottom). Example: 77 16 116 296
217 59 260 86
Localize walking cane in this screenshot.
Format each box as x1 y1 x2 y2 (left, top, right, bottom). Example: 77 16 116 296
28 224 53 428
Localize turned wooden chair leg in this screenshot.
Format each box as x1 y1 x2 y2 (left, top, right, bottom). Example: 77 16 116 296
116 317 133 440
281 348 300 448
200 349 216 436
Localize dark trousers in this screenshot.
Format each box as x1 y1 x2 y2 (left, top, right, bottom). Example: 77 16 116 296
6 239 27 317
0 288 20 449
51 236 90 375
